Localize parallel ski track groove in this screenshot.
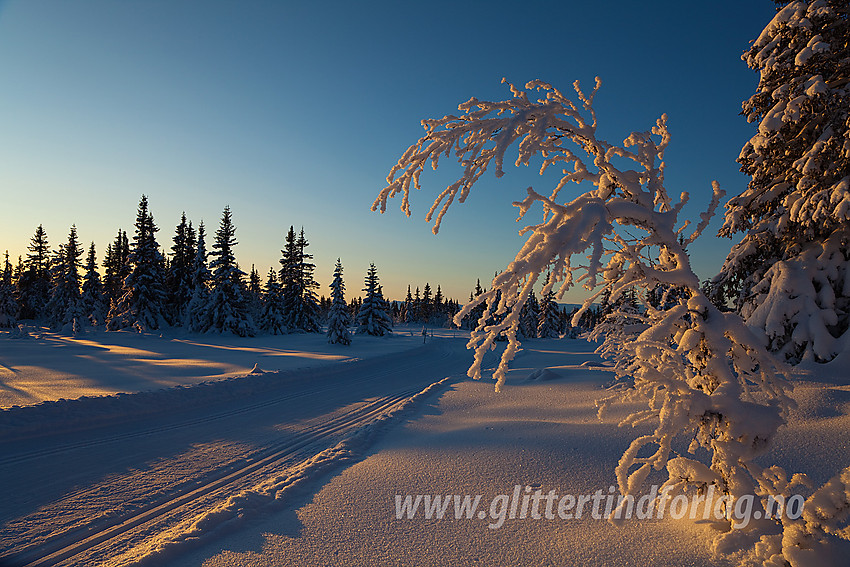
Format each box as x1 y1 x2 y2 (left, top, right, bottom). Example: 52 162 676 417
4 386 427 567
0 344 454 467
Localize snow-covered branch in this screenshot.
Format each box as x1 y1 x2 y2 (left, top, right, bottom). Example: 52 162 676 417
375 77 810 560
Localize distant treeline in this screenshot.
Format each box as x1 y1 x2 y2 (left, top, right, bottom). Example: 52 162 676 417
0 195 605 340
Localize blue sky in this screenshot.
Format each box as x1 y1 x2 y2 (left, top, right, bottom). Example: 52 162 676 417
0 0 777 302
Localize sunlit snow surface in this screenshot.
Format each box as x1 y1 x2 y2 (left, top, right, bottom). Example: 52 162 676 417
0 326 423 407
0 331 847 566
173 339 845 567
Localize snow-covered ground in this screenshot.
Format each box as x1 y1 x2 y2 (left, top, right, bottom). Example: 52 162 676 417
171 341 850 567
0 325 428 408
1 332 848 566
171 338 720 567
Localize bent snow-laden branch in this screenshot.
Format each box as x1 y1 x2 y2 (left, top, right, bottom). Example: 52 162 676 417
373 78 834 561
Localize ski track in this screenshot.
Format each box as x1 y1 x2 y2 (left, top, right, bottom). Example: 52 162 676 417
0 338 484 567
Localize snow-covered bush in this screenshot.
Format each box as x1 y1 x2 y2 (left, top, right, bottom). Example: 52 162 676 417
374 76 849 563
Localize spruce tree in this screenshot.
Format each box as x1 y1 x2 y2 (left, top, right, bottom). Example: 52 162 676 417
319 295 331 320
296 229 321 333
279 226 321 333
247 264 263 321
103 229 130 307
17 225 50 320
0 251 18 327
710 0 850 362
80 242 106 326
357 263 392 336
412 286 421 323
421 282 433 323
462 279 486 330
391 300 400 323
537 288 560 339
258 267 286 334
348 296 361 321
166 213 195 325
326 258 352 345
279 226 300 331
433 285 445 325
207 206 255 336
186 221 212 332
46 225 83 332
403 285 414 323
519 290 540 338
107 195 167 331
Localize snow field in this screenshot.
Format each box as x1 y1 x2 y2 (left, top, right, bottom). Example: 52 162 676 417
0 335 473 567
183 338 850 567
0 326 422 409
2 332 848 566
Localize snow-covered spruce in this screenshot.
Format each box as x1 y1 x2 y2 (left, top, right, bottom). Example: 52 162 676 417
107 195 168 332
356 263 391 336
402 285 413 324
372 76 843 562
258 268 287 335
537 286 560 339
0 251 18 328
327 258 352 345
185 221 212 333
102 229 130 310
17 224 50 320
517 289 539 339
710 0 850 364
46 225 84 333
80 242 106 327
206 206 255 337
165 212 196 326
279 226 321 333
294 228 321 333
460 279 486 331
246 264 263 324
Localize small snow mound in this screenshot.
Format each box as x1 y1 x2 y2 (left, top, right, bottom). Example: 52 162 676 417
249 363 264 374
525 368 561 382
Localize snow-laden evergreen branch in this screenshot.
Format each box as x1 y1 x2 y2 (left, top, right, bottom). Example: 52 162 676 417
710 0 850 364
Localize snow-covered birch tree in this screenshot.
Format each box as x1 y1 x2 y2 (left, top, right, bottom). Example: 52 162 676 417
373 76 850 564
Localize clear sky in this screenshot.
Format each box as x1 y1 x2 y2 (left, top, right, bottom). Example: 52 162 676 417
0 0 777 302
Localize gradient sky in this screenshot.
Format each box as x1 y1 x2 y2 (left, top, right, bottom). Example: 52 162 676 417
0 0 777 302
